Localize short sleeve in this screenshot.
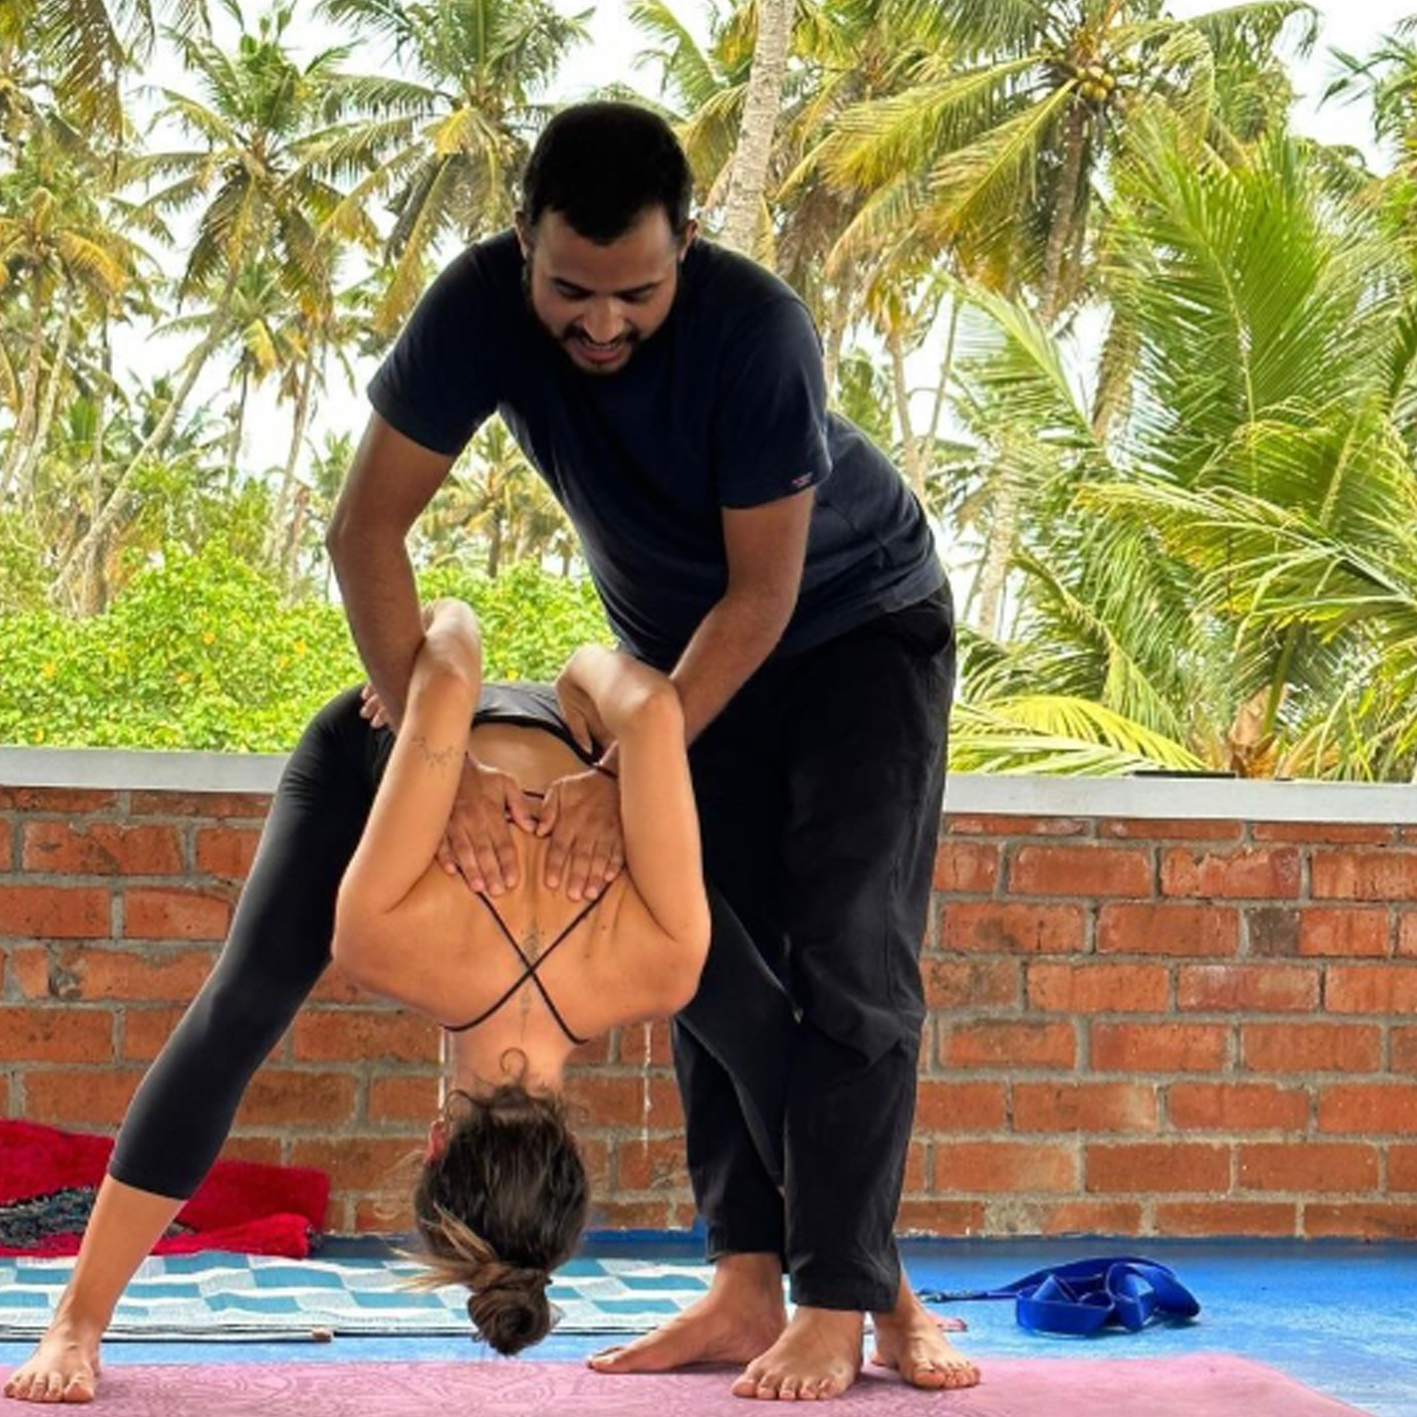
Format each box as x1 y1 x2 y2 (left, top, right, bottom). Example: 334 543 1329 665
710 297 833 508
367 250 501 458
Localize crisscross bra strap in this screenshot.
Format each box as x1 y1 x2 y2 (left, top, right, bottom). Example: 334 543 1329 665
444 880 599 1046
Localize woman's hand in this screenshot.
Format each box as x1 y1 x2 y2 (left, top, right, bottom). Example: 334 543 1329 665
359 682 392 731
435 753 540 896
554 650 614 756
535 767 625 902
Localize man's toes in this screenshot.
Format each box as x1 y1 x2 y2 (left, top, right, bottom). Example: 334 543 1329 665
732 1366 765 1399
587 1345 625 1370
778 1374 802 1401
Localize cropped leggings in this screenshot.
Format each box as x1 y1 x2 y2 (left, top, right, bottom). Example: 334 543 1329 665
109 687 795 1199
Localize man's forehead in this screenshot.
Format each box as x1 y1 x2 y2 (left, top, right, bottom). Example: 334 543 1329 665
532 209 679 289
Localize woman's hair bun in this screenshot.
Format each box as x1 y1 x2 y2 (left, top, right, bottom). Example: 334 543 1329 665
465 1263 553 1354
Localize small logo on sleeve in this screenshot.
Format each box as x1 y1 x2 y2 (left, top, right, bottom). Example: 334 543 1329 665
790 472 814 490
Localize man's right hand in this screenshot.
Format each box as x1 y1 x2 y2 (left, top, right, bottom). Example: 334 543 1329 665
435 753 540 895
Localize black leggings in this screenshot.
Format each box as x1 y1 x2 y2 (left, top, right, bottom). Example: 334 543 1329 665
109 686 794 1199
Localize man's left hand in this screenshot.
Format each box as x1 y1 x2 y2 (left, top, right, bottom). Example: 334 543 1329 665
536 768 625 901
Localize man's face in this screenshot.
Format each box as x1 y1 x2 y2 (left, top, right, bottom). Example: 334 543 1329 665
517 206 695 376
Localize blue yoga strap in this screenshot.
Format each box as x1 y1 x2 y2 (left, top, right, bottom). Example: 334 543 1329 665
919 1255 1201 1336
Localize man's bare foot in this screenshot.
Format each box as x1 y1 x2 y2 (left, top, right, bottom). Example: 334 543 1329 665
588 1253 787 1375
870 1280 980 1391
3 1321 103 1404
731 1307 863 1401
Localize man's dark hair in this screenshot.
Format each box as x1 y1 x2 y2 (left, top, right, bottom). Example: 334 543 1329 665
521 101 693 244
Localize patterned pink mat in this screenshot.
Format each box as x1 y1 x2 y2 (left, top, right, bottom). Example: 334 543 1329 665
0 1354 1371 1415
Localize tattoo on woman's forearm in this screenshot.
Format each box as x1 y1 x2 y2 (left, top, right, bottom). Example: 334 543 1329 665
411 735 460 773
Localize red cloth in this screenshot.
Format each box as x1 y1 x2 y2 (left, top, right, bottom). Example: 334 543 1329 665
0 1120 329 1257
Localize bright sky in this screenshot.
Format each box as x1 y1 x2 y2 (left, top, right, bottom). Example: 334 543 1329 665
132 1 1417 502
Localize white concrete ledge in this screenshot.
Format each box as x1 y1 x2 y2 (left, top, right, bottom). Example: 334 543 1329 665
1 747 1415 824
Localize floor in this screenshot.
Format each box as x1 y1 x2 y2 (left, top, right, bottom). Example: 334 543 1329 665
2 1237 1413 1416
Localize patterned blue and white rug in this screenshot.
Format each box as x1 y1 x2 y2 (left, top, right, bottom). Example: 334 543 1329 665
0 1253 716 1340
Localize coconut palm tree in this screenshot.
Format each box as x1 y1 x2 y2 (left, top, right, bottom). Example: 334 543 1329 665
313 0 590 335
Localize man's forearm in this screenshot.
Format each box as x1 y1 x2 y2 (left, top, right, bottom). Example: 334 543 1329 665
601 591 789 769
327 527 425 730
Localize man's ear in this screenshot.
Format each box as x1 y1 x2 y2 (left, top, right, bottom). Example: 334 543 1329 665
679 218 698 258
514 211 533 259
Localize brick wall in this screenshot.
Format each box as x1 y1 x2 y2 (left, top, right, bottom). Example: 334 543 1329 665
2 768 1414 1239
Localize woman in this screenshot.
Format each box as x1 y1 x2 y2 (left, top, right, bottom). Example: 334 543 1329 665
4 599 793 1403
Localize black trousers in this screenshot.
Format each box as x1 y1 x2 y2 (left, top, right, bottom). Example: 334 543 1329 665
109 687 795 1201
680 586 956 1311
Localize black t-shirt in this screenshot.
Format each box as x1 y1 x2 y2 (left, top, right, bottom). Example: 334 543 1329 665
369 229 945 669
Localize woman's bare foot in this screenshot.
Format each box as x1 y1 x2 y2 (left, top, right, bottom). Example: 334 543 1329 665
730 1307 863 1401
588 1253 787 1374
3 1321 103 1404
870 1281 979 1391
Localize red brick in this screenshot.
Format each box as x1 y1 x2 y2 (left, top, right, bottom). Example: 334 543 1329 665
1032 1200 1145 1235
0 830 11 872
587 1199 681 1229
236 1070 359 1127
566 1034 615 1067
913 1080 1008 1132
1161 847 1301 900
614 1021 672 1067
290 1136 421 1192
0 1006 113 1061
1175 964 1318 1013
932 842 999 893
1155 1201 1296 1236
1326 965 1417 1015
354 1195 412 1232
922 958 1019 1009
944 815 1090 838
1247 908 1300 957
310 968 376 1005
941 903 1085 955
194 827 261 879
941 1021 1076 1070
0 885 110 938
1311 851 1417 901
1243 1023 1380 1074
1299 909 1389 958
22 822 182 877
9 948 57 999
1238 1142 1377 1193
1318 1084 1417 1135
1100 819 1242 841
367 1074 442 1123
1254 822 1392 845
36 947 214 1002
23 1069 142 1125
0 788 117 813
123 888 230 940
1166 1082 1309 1132
896 1200 988 1235
1085 1142 1230 1193
1304 1204 1417 1240
1013 1082 1158 1134
1394 1028 1417 1074
1009 846 1152 898
217 1137 285 1167
562 1073 683 1130
903 1140 928 1194
291 1011 439 1064
1399 914 1417 957
1027 963 1168 1013
1090 1023 1229 1073
615 1137 689 1192
130 791 271 819
579 1137 612 1191
937 1142 1077 1194
1098 904 1238 957
1389 1146 1417 1191
120 1007 186 1060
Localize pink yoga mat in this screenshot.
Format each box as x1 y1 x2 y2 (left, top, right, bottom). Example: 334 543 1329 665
0 1354 1372 1415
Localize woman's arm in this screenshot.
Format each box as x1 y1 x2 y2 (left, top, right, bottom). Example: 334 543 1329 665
560 648 711 1001
335 599 481 934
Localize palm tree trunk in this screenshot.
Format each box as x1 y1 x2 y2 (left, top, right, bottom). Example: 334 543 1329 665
887 324 925 501
16 281 74 500
1041 103 1088 325
973 475 1020 640
822 260 857 398
55 272 239 601
227 365 249 470
81 317 113 615
718 0 794 257
487 511 503 580
267 339 318 575
926 295 960 447
1 270 47 495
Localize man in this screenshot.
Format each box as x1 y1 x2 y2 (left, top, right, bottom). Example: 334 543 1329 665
328 101 973 1401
